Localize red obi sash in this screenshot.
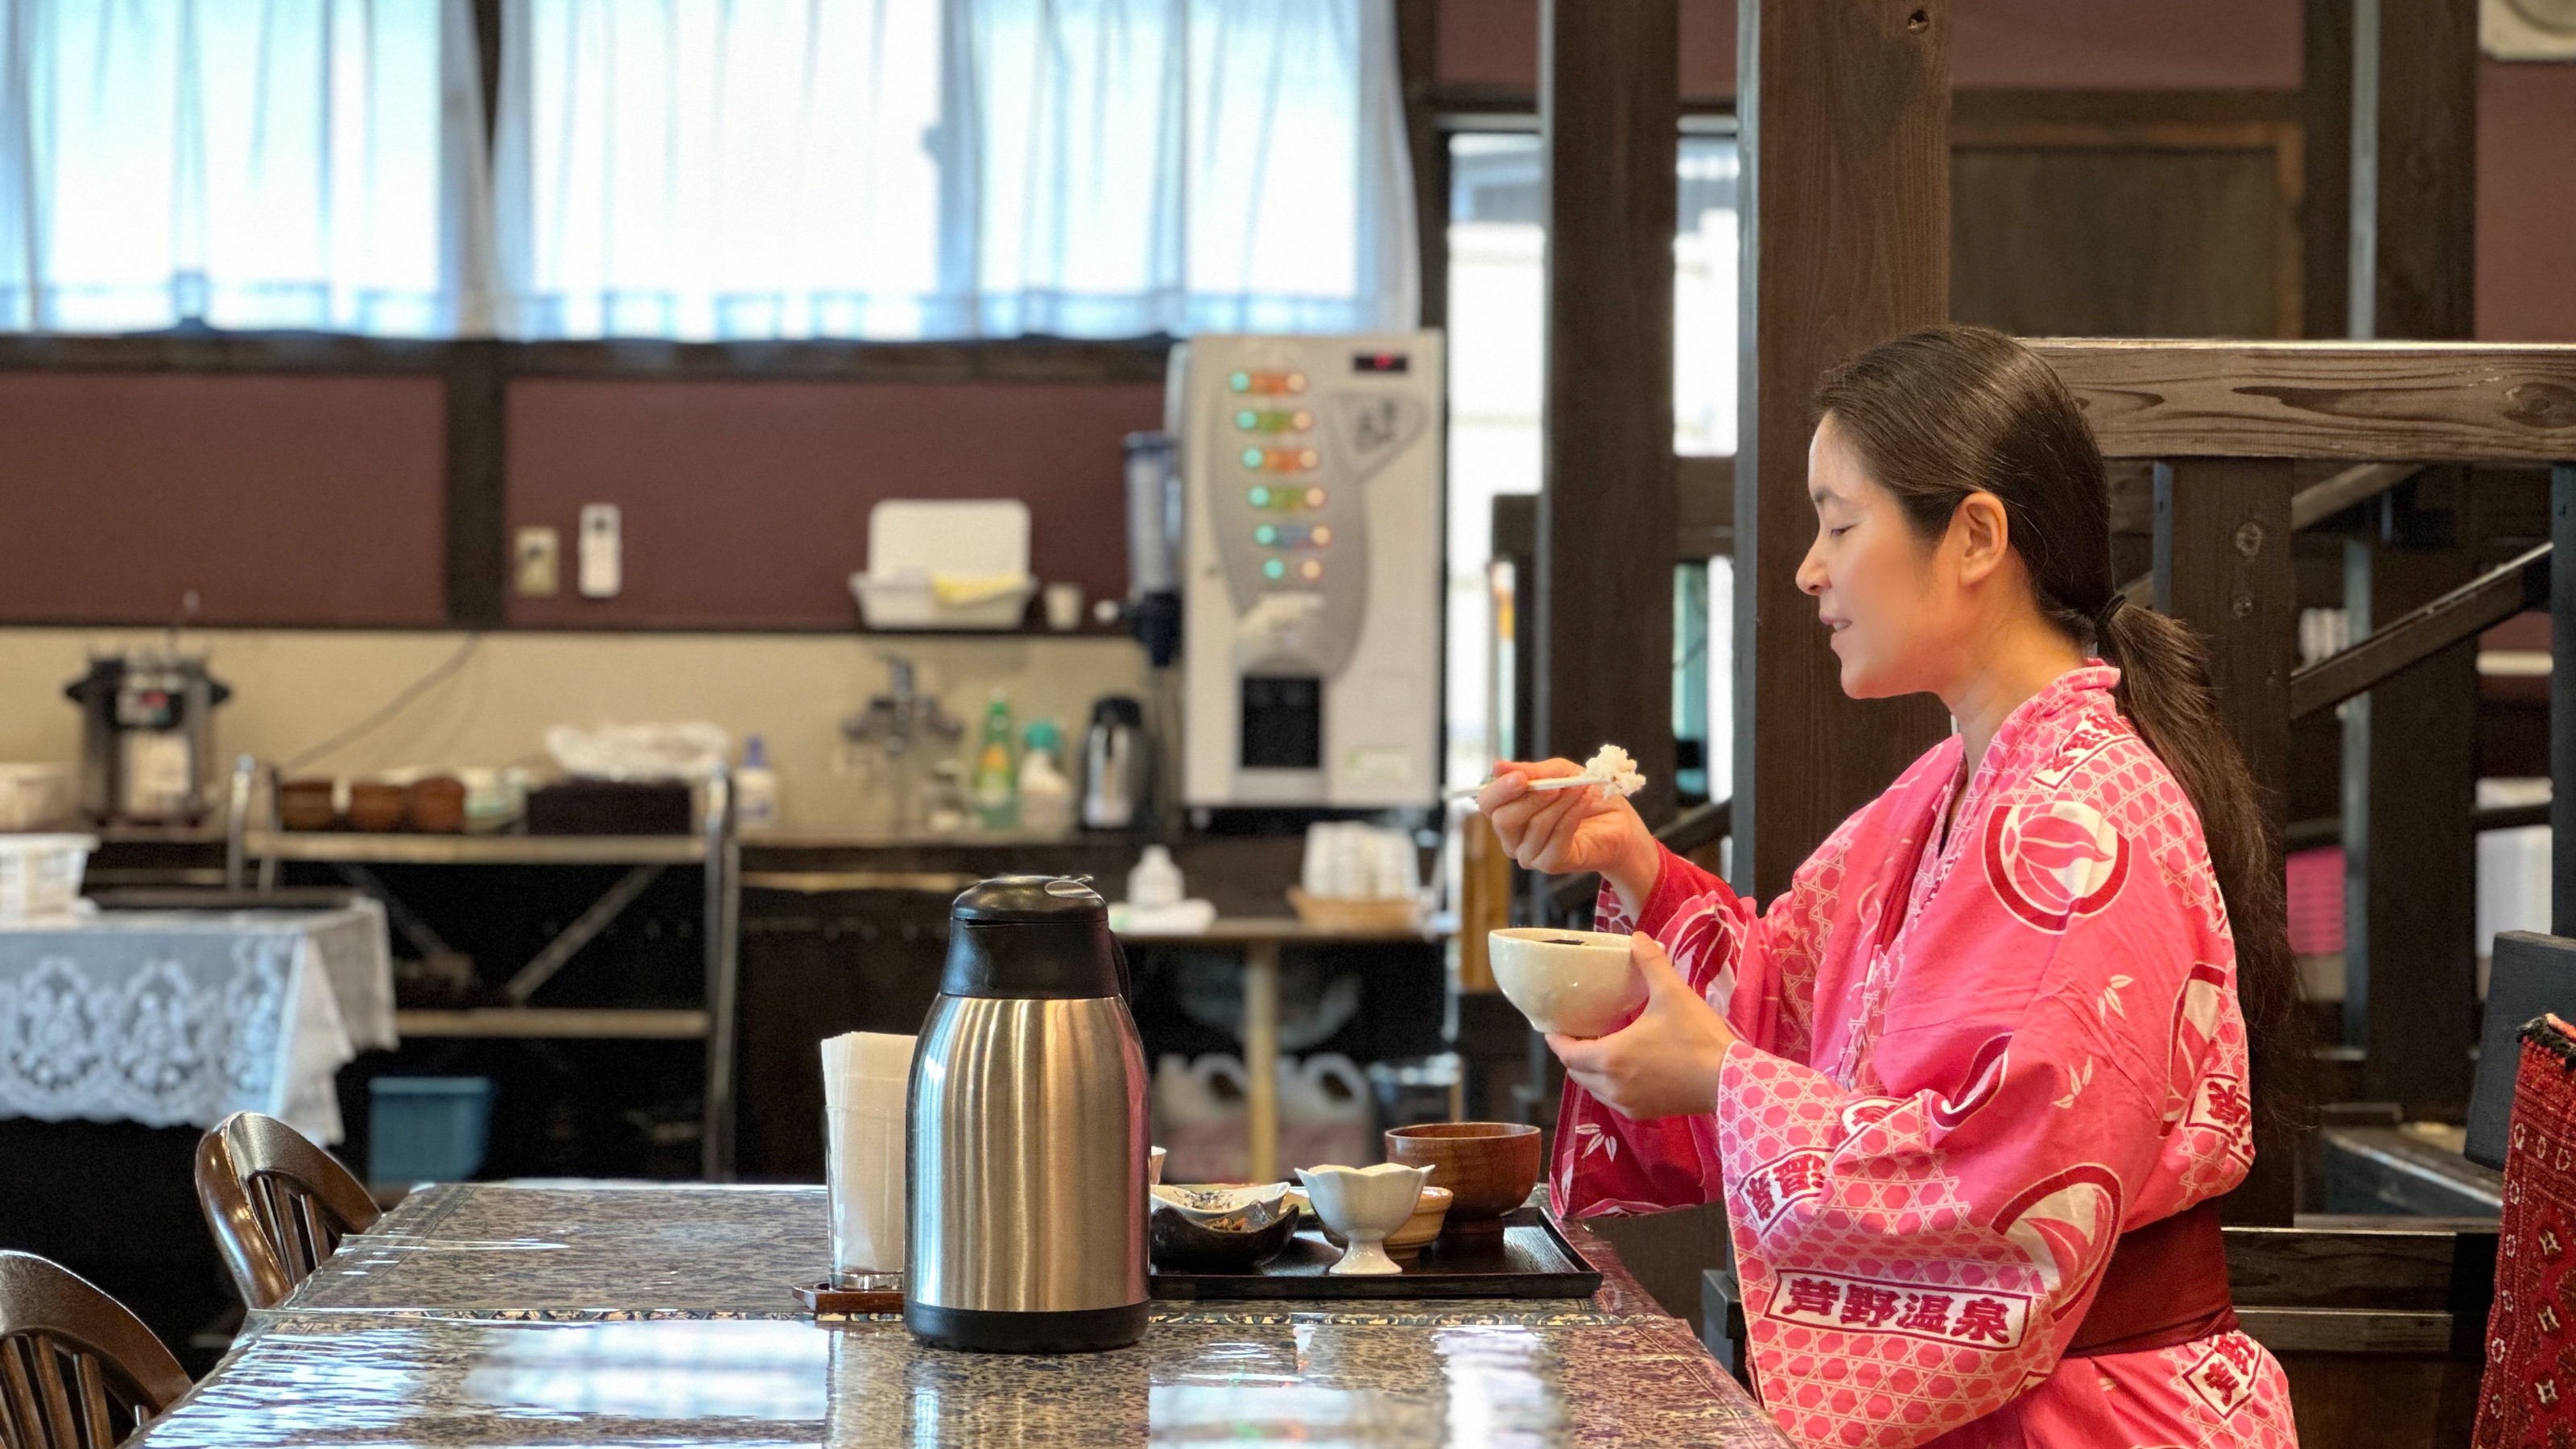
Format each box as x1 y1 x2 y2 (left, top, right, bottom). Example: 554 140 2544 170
2062 1198 2240 1358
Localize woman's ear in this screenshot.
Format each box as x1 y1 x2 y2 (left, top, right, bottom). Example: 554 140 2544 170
1949 492 2012 584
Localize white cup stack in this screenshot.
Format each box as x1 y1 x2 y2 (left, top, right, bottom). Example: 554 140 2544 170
1300 822 1421 902
822 1030 917 1291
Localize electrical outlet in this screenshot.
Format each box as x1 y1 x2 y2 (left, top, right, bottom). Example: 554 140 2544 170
514 526 560 597
578 503 621 598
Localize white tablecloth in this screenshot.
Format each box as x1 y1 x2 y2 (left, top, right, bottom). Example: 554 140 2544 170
0 902 395 1143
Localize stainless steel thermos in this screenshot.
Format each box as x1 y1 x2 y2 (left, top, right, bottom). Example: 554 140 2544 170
904 875 1150 1352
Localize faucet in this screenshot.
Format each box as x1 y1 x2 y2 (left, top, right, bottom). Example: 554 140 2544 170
843 657 964 758
842 656 964 832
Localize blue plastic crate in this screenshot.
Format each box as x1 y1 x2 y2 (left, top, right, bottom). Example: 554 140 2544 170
368 1076 494 1185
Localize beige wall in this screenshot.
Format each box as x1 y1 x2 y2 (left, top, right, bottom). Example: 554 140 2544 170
0 628 1150 832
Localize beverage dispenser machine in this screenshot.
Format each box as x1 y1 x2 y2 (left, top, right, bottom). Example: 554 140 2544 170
1174 332 1443 809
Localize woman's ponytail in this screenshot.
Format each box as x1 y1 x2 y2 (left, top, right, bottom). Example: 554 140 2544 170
1818 324 2311 1147
2099 601 2310 1145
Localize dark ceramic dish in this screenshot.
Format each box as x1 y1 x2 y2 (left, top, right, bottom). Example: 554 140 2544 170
1149 1184 1297 1270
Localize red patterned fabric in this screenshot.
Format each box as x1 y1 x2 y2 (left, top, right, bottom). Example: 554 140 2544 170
2474 1013 2576 1449
1553 667 2298 1447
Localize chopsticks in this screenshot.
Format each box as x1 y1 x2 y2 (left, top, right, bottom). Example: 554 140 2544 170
1444 774 1616 802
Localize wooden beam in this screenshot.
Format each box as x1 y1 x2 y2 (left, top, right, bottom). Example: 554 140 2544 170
1734 0 1953 898
1536 0 1679 826
2113 461 2432 604
2153 458 2298 1225
2290 543 2549 718
2031 340 2576 462
2293 462 2423 530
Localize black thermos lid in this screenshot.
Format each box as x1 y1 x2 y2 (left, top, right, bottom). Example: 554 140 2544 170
942 876 1129 999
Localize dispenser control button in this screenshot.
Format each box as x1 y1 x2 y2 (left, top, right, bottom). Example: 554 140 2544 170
1234 407 1314 434
1228 369 1307 396
1304 487 1327 509
1310 525 1332 547
1299 559 1324 581
1253 524 1278 546
1240 446 1319 473
1262 558 1287 580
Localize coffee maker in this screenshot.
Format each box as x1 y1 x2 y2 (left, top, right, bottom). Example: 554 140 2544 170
906 876 1150 1353
64 652 231 826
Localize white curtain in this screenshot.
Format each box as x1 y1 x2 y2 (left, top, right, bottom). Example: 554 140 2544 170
494 0 1416 341
952 0 1416 337
0 0 492 336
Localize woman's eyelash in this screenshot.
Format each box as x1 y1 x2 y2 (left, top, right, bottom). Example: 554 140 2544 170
1829 525 1853 539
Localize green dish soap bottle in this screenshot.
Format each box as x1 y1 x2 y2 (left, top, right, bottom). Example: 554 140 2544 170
970 689 1018 830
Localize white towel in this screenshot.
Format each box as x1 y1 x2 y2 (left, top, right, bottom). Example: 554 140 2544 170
822 1031 916 1285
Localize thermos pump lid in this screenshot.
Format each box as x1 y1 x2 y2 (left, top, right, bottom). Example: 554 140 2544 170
943 875 1127 998
949 874 1106 923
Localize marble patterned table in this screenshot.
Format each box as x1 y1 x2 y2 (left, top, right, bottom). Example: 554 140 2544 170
147 1182 1792 1447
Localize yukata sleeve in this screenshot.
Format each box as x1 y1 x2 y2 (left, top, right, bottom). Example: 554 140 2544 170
1718 807 2240 1449
1550 843 1830 1219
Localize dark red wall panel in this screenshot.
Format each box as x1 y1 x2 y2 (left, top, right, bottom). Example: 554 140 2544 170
0 372 447 625
1434 0 2304 98
504 377 1162 630
2479 60 2576 345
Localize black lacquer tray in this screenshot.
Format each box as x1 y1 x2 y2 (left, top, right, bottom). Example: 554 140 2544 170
1149 1206 1604 1301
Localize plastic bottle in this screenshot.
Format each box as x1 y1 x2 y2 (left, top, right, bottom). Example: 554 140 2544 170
1128 843 1184 909
737 734 780 830
970 690 1018 830
1018 719 1075 836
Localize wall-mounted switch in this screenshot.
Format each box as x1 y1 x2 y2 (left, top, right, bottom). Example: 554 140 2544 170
578 504 621 598
514 526 560 597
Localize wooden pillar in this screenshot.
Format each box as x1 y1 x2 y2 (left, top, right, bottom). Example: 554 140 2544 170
2554 464 2576 935
1733 0 1952 898
1536 0 1678 825
2153 460 2299 840
2343 0 2479 1122
2343 530 2480 1119
1394 0 1445 332
2299 0 2351 339
2347 0 2479 343
2153 458 2300 1224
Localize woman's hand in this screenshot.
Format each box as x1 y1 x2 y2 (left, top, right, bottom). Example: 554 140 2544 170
1476 760 1662 912
1547 933 1739 1120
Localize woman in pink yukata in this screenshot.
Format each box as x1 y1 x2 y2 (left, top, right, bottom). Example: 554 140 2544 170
1479 326 2307 1448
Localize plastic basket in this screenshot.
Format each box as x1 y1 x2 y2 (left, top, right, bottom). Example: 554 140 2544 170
368 1077 496 1185
0 835 96 921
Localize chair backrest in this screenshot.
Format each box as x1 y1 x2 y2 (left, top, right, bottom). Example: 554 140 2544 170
0 1252 192 1449
192 1113 382 1311
2467 932 2576 1168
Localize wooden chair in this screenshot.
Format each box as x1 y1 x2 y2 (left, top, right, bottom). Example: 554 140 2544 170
0 1252 192 1448
192 1113 381 1311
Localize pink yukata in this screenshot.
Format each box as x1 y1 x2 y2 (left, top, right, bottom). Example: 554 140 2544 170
1554 667 2300 1448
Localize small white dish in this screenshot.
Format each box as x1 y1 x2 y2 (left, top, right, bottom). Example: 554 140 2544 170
1296 1163 1430 1276
1487 927 1646 1038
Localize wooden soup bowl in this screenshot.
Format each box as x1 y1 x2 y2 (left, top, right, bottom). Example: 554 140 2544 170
1384 1122 1541 1235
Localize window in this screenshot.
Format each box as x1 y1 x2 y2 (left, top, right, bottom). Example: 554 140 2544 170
1443 130 1740 794
493 0 1416 342
493 0 946 341
0 0 486 336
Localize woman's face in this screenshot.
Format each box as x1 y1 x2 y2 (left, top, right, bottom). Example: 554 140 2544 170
1796 414 1963 700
